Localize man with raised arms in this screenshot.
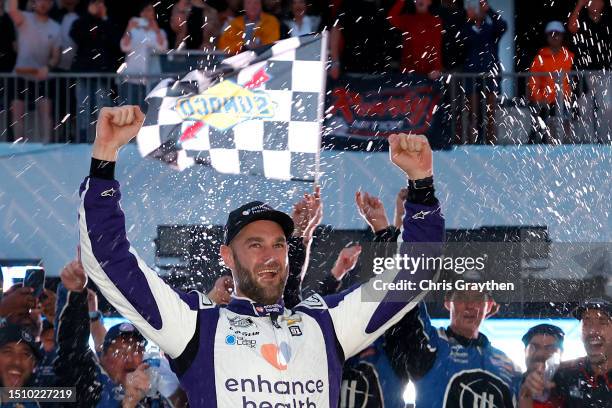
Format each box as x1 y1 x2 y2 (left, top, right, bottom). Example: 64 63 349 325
78 105 445 407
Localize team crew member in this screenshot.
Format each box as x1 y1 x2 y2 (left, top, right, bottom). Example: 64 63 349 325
518 324 565 408
523 299 611 408
0 322 41 408
78 106 445 407
54 260 173 407
384 273 521 407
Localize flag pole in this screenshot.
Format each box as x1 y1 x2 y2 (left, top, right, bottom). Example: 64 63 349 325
314 30 329 187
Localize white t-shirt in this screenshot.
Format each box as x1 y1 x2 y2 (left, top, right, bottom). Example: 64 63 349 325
120 26 168 79
14 12 61 70
57 11 78 71
284 15 320 38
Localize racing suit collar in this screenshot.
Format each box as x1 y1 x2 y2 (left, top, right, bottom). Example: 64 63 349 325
445 326 490 348
226 295 285 317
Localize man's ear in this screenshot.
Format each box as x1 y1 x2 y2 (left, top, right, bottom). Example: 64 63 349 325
220 245 235 271
444 299 452 313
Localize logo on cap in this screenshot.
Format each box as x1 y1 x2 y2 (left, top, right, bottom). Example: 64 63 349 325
242 203 274 217
119 323 136 332
21 331 32 342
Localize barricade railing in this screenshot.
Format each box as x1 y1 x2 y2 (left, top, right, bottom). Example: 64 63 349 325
0 70 610 145
445 70 611 145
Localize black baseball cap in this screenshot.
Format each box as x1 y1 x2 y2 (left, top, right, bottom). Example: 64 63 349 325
572 298 612 321
522 324 565 348
102 323 147 353
224 201 294 246
0 322 42 360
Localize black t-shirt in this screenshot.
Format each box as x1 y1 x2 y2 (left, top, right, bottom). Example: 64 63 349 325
572 8 612 69
0 14 16 72
552 357 611 408
337 0 398 73
433 4 467 70
70 14 123 72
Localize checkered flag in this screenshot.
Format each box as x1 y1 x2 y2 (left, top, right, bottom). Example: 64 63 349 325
136 33 327 182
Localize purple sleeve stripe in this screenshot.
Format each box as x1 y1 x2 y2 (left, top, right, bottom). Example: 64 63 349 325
365 202 445 334
321 283 361 309
174 288 202 310
79 177 198 359
82 178 163 329
402 202 445 243
173 309 219 407
364 292 429 335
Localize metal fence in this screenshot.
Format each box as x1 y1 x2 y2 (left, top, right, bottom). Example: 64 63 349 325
446 70 611 145
0 73 167 143
1 71 610 145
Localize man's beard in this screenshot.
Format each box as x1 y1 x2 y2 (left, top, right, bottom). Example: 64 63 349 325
233 255 286 305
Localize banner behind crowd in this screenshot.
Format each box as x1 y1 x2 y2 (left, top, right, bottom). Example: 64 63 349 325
323 73 449 151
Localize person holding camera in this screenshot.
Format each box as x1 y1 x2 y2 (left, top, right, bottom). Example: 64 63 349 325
119 0 168 110
54 258 173 407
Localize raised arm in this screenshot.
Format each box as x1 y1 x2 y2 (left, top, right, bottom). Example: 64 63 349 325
120 19 139 53
568 0 587 34
54 261 101 406
283 236 309 308
388 0 409 31
384 302 439 381
296 134 444 359
7 0 25 27
284 187 323 308
79 106 204 359
329 24 342 79
87 289 107 353
486 4 507 41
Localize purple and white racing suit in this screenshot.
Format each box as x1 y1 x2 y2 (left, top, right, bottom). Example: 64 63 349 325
78 176 445 408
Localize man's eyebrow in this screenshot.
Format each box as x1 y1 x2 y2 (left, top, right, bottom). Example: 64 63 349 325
244 237 265 244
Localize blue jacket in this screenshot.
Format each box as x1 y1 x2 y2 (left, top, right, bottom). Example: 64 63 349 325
341 338 406 408
32 347 57 388
385 303 521 407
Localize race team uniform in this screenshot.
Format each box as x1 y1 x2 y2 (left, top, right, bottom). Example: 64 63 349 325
384 303 521 407
551 357 611 408
78 170 445 408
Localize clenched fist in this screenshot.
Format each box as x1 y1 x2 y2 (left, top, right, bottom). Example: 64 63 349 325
388 133 433 180
93 106 145 162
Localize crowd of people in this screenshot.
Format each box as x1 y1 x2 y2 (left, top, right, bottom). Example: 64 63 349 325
0 0 611 144
0 104 610 407
1 268 611 407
